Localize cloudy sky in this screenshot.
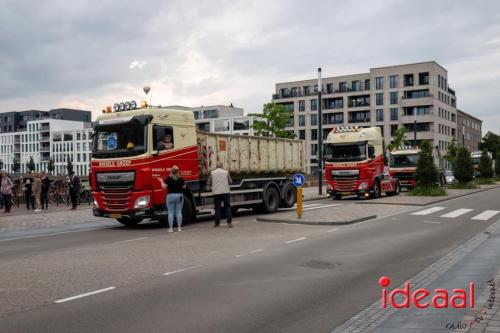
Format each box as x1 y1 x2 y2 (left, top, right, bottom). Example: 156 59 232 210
1 0 499 133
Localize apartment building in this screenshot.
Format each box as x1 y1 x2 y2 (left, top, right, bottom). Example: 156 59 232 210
272 61 461 174
457 110 482 152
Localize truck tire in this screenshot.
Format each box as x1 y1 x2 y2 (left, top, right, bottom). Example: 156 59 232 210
280 183 297 208
386 181 400 196
116 217 143 226
333 193 342 200
371 180 381 199
261 186 280 214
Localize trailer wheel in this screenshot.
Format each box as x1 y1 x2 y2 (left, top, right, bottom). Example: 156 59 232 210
371 180 381 199
262 187 280 214
280 183 297 208
116 217 143 226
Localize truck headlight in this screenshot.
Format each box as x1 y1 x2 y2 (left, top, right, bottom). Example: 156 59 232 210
134 195 150 209
358 182 369 190
93 198 99 208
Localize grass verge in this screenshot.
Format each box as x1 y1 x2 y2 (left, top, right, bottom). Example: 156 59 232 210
408 186 447 196
448 182 478 189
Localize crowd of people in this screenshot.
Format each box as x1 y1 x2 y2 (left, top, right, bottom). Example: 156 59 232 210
0 169 81 214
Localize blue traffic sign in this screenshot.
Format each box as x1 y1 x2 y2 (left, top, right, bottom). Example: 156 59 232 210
292 173 305 187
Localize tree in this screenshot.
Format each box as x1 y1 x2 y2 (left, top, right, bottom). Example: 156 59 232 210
387 127 408 150
478 150 493 179
495 150 500 176
479 131 500 159
66 159 74 174
454 147 474 183
415 140 437 187
27 156 36 172
249 103 295 139
47 158 55 174
444 137 458 168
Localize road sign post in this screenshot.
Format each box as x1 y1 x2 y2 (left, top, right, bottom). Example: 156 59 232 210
292 173 305 219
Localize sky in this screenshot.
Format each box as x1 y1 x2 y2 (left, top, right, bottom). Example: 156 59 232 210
1 0 499 133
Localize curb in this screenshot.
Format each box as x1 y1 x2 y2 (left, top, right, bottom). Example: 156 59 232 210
354 184 500 207
256 214 377 226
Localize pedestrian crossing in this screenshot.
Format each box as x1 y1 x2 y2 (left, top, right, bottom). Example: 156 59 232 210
411 207 500 221
278 203 341 212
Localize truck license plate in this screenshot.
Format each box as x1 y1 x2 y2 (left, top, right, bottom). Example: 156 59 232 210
111 214 122 219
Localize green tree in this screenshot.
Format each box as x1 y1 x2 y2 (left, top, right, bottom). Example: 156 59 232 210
444 137 458 168
479 131 500 159
454 147 474 183
249 103 295 139
415 140 437 187
66 159 74 174
387 127 408 150
27 156 36 172
47 158 55 174
495 150 500 176
478 150 493 178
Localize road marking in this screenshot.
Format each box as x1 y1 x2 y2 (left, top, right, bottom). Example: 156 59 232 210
471 210 500 221
423 220 441 224
163 266 198 276
284 237 307 244
235 248 264 258
55 286 116 303
326 228 339 233
411 207 446 216
279 203 322 211
441 208 474 218
303 203 340 211
117 237 147 243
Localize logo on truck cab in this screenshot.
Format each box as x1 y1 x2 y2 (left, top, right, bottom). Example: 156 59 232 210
98 160 132 167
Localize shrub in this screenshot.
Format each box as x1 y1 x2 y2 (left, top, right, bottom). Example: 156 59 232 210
453 147 473 183
478 151 493 179
409 186 447 196
415 141 437 187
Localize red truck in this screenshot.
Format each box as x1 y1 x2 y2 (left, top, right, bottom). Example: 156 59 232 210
323 126 400 200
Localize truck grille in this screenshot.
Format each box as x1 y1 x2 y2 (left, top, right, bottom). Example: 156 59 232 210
332 175 358 191
393 172 414 181
101 187 131 212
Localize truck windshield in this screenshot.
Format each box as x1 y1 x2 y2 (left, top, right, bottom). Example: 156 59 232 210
390 154 419 167
92 125 147 158
324 142 367 162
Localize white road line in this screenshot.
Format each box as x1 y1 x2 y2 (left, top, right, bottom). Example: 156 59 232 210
284 237 307 244
471 210 500 221
163 266 198 276
279 203 322 211
441 208 474 218
326 228 339 233
117 237 147 243
423 220 441 224
235 248 265 258
55 287 116 303
303 204 341 211
411 207 446 216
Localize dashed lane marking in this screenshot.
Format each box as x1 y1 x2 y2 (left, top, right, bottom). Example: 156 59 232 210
326 228 339 233
163 266 199 276
423 220 441 224
117 237 147 243
235 249 265 258
55 287 116 303
284 237 307 244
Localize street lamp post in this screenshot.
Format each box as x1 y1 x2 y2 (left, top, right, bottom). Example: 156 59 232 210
317 68 323 195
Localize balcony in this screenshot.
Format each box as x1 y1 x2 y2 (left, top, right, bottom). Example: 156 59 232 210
400 96 434 108
400 114 435 124
40 156 51 162
40 135 50 142
40 147 50 153
39 125 50 132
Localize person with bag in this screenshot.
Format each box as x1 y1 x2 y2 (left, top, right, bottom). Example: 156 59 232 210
207 162 233 228
157 166 186 233
68 171 81 210
40 172 50 210
1 170 14 213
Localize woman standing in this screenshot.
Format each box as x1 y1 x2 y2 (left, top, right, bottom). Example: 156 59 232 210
158 166 186 233
1 170 13 213
41 172 50 210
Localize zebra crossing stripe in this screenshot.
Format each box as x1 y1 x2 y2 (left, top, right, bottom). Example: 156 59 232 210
303 203 340 211
471 210 500 221
441 208 474 218
411 207 446 216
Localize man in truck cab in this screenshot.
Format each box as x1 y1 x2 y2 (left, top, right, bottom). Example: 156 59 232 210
156 133 174 150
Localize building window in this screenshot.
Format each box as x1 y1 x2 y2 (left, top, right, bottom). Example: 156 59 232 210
322 113 344 125
348 111 370 123
419 72 429 85
375 77 384 90
339 82 347 92
299 100 305 112
311 144 318 156
303 86 311 95
438 75 441 89
390 108 398 121
404 74 414 87
203 109 219 118
214 120 230 132
299 130 305 140
348 95 369 108
299 115 305 126
310 99 317 111
280 102 294 112
376 109 384 122
391 124 399 136
405 89 430 98
389 75 398 89
352 80 361 91
390 91 398 105
310 114 318 126
376 93 384 106
326 83 334 94
364 79 370 90
324 97 344 109
310 129 318 140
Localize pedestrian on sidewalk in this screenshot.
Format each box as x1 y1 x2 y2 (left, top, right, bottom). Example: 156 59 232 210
68 171 80 210
23 172 34 210
1 170 13 213
33 172 42 212
41 172 50 210
0 171 3 210
207 162 233 228
158 165 186 233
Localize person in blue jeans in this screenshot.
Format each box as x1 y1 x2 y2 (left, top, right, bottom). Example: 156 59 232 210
158 166 186 233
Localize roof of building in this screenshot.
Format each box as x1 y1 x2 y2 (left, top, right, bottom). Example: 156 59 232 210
457 109 483 123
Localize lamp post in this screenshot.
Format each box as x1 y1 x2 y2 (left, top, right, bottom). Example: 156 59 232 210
317 68 323 195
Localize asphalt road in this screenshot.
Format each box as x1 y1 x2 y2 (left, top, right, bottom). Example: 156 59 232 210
0 188 499 332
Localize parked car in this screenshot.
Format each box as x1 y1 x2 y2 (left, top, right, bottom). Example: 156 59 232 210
445 170 457 185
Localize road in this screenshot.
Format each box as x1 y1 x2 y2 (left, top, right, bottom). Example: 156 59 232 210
0 188 499 332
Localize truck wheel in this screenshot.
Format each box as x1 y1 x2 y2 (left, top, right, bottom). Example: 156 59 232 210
116 217 143 226
262 187 280 214
386 182 400 196
280 183 297 208
371 180 381 199
333 193 342 200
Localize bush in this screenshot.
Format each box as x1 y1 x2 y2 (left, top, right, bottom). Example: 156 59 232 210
409 186 447 196
474 178 494 185
448 182 478 189
415 141 437 187
454 147 473 183
495 150 500 176
478 151 493 179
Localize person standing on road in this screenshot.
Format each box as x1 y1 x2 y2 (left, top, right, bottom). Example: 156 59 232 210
68 171 81 210
207 163 233 228
158 166 186 233
23 171 34 210
33 172 42 212
41 172 50 210
1 170 13 213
